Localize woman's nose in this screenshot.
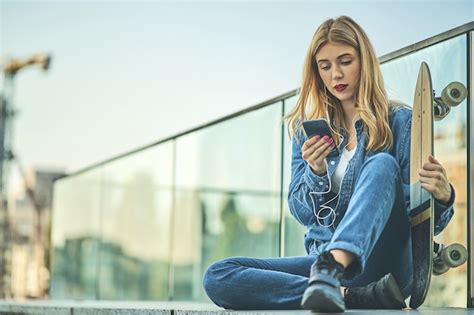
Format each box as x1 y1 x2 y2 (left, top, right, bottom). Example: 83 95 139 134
332 67 343 80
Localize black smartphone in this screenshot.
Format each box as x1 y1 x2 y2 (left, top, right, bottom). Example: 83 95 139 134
302 119 339 158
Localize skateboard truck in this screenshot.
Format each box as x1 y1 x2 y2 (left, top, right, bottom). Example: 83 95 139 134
433 81 467 121
432 241 468 275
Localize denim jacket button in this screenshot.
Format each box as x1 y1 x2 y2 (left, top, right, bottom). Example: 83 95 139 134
319 198 324 202
330 161 335 165
319 181 324 185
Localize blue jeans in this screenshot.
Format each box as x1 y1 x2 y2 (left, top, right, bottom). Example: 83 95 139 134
203 153 413 310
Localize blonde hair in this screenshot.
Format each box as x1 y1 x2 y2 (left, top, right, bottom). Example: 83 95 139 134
284 15 394 151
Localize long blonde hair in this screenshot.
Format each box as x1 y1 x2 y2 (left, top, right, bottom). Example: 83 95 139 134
284 16 393 151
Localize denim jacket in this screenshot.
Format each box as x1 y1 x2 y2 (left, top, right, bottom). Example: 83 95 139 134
288 106 455 254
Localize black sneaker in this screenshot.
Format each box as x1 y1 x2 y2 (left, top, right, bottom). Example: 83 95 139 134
301 251 345 312
345 273 407 309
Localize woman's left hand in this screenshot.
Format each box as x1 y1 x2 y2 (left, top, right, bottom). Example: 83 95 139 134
418 155 452 204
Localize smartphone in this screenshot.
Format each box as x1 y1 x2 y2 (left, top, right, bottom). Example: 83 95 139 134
302 119 339 158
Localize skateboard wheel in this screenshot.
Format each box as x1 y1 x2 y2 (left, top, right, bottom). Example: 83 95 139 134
433 262 449 276
441 243 468 268
441 81 467 107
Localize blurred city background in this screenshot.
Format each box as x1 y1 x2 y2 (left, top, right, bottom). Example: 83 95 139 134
0 0 473 309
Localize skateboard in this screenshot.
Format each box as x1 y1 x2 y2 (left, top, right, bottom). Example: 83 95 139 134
409 62 468 309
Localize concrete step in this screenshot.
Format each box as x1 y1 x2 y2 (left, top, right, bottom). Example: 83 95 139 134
0 300 472 315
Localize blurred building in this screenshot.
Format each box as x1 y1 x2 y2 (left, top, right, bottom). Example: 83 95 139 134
8 168 65 298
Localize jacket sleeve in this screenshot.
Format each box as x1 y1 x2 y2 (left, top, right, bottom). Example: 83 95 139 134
287 131 333 226
399 116 455 236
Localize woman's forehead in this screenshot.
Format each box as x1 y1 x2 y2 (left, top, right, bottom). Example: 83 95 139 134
316 42 357 62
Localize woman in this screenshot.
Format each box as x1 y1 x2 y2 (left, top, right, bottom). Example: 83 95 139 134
203 15 455 312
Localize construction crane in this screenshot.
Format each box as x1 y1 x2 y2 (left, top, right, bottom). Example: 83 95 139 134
0 52 51 298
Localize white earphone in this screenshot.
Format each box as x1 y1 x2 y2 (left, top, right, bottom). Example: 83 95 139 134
308 129 357 229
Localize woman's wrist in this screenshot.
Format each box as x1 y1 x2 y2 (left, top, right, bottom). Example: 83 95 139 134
437 184 454 206
310 165 327 176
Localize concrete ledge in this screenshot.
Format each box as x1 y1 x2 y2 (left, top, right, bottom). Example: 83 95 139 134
0 301 208 315
0 300 472 314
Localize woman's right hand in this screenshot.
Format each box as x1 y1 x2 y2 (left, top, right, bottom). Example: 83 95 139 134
301 135 335 176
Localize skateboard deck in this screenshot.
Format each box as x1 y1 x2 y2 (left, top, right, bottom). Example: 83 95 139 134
409 62 434 309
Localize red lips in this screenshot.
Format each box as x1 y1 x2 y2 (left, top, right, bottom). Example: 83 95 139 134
334 84 348 91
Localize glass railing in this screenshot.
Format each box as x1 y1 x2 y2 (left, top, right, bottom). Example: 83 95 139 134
98 142 174 300
50 168 102 299
171 104 282 301
50 22 473 307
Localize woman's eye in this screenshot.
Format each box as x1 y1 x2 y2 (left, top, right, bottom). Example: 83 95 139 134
321 61 351 71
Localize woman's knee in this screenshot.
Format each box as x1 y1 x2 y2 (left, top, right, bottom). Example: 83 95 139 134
364 153 400 175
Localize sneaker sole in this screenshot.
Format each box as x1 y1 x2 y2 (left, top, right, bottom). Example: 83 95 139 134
301 284 345 313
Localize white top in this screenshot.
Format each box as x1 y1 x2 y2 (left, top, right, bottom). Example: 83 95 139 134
331 146 356 193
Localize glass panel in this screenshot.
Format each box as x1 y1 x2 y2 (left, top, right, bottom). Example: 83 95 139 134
49 168 102 299
172 103 283 301
282 95 308 257
97 142 173 300
381 34 468 307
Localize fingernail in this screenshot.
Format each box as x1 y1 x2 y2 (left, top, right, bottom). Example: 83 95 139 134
327 138 334 144
323 135 329 140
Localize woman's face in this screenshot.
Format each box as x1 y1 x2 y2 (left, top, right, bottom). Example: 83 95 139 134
315 42 361 107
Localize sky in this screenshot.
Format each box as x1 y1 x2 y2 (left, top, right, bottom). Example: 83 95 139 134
0 0 473 182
